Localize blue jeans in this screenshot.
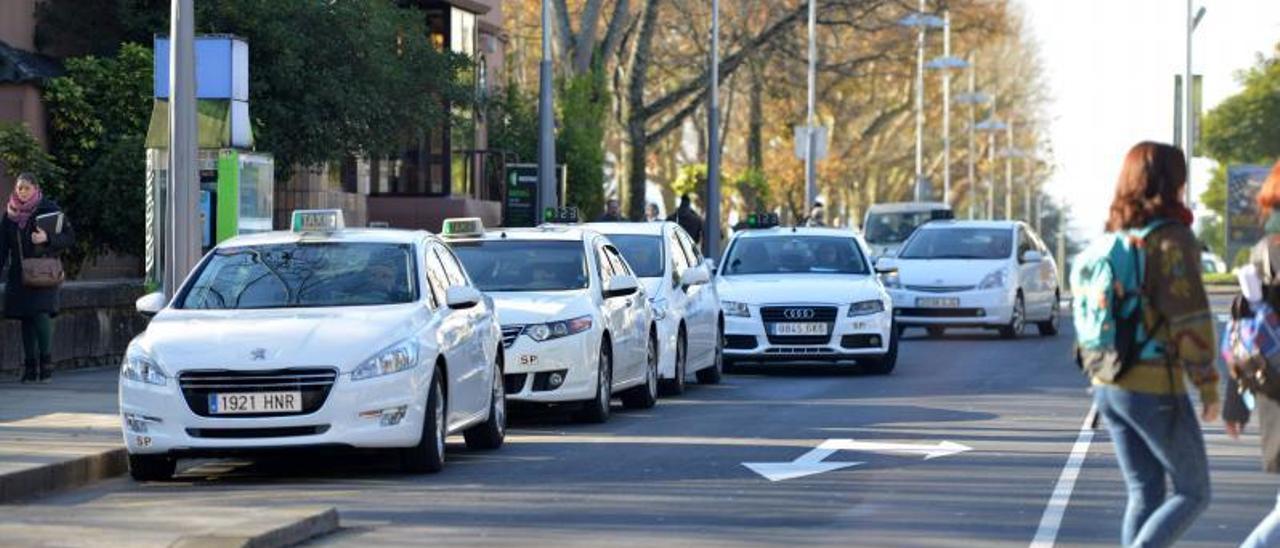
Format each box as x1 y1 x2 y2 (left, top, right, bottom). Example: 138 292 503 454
1243 491 1280 548
1095 386 1211 548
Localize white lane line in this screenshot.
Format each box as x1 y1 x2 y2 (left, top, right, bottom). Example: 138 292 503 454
1030 405 1098 548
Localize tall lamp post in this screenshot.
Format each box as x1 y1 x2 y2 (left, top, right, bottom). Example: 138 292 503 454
898 4 945 202
975 116 1007 220
954 56 991 220
165 0 198 298
1184 3 1206 206
999 122 1028 221
924 10 969 207
804 0 818 211
537 0 558 213
706 0 721 258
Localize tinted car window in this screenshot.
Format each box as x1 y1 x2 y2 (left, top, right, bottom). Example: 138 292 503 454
605 234 664 278
452 240 589 291
722 236 870 276
899 228 1013 260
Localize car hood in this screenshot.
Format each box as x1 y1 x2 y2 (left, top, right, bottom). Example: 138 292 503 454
489 290 597 326
894 259 1008 287
137 305 426 373
715 274 884 305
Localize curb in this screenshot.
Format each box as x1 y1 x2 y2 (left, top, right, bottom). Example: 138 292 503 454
0 447 127 504
170 507 341 548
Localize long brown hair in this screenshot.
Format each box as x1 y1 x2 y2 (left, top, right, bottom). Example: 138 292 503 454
1254 160 1280 214
1106 142 1187 231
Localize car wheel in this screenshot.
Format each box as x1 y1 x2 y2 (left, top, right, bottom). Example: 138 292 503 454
1000 294 1026 339
464 355 506 450
926 326 946 338
696 323 724 384
865 324 899 375
401 369 446 473
128 453 176 482
1037 294 1061 337
660 330 688 396
623 333 660 409
575 342 613 423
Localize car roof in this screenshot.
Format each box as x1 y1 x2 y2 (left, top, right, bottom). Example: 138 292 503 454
586 221 674 236
219 228 432 248
915 220 1022 230
446 225 600 243
865 201 950 214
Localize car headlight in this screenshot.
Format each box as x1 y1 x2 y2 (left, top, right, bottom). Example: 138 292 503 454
649 297 668 321
722 301 750 318
526 315 594 342
880 272 902 289
352 340 420 381
121 350 168 386
847 300 886 317
978 267 1008 290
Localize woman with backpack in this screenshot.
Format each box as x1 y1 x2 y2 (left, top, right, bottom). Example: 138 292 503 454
1224 159 1280 547
1094 142 1220 547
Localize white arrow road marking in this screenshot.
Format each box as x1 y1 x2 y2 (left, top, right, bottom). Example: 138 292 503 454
742 438 973 482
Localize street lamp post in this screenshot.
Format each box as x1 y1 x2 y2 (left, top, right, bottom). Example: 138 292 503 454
975 115 1007 220
954 57 990 220
924 11 969 207
804 0 818 211
538 0 557 213
898 4 944 202
1184 3 1206 206
706 0 721 258
165 0 199 298
1004 122 1014 221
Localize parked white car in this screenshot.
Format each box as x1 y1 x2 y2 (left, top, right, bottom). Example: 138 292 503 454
120 210 506 481
879 220 1061 338
715 218 898 374
444 218 658 423
591 221 722 394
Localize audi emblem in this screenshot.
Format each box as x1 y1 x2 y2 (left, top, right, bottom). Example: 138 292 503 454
783 308 816 320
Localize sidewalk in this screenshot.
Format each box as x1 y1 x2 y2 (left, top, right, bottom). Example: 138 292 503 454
0 366 124 503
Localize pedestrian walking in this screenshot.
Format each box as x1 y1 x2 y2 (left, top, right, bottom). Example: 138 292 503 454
805 201 826 227
668 194 704 244
597 199 625 222
644 202 662 222
1 173 74 383
1092 142 1218 547
1225 159 1280 548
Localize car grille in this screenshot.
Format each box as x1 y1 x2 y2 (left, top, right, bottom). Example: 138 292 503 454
178 368 338 418
760 306 837 345
904 284 976 293
896 307 986 318
501 326 524 349
186 425 330 439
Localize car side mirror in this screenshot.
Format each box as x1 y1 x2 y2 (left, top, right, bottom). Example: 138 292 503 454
1021 250 1044 264
136 292 167 318
874 258 898 274
604 274 640 299
446 286 482 309
681 266 710 288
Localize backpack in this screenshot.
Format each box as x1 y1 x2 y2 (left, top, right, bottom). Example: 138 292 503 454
1070 221 1170 382
1221 236 1280 400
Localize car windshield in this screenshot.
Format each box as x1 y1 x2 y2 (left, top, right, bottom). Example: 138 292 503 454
898 228 1013 260
722 236 869 276
451 240 588 291
179 242 417 310
864 211 941 245
604 234 664 278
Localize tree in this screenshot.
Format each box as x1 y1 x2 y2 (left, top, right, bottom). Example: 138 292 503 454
0 123 65 198
1200 44 1280 219
486 83 539 163
558 73 608 219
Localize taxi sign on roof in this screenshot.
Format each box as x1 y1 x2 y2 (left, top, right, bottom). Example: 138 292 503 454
291 209 344 233
442 217 485 238
746 212 780 229
544 207 580 224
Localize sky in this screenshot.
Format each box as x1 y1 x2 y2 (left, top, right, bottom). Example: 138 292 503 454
1021 0 1280 238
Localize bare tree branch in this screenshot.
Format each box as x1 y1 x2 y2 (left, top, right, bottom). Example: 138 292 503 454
552 0 575 63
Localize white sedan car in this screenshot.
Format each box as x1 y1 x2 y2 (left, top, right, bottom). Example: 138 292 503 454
879 220 1061 338
120 210 506 481
591 221 722 395
715 223 898 373
444 218 658 423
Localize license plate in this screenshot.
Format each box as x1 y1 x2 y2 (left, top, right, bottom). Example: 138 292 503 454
916 297 960 308
208 392 302 414
771 322 829 336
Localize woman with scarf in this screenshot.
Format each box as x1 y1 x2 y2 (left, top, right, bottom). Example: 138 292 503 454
0 173 75 382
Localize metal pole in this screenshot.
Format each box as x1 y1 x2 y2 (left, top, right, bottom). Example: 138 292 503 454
706 0 721 258
538 0 557 213
804 0 817 209
1004 121 1013 220
966 55 976 219
987 131 995 220
165 0 198 299
1024 156 1033 222
941 10 952 206
1184 0 1194 206
912 0 926 202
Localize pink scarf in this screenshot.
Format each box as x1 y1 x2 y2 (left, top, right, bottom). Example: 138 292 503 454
5 184 42 230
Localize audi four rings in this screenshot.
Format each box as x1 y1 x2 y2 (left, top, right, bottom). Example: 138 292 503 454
715 217 898 373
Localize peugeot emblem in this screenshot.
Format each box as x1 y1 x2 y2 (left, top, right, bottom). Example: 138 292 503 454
783 308 816 320
250 348 267 361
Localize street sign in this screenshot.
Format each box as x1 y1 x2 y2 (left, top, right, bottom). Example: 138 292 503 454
504 164 540 228
793 125 829 160
1226 165 1272 265
743 438 973 482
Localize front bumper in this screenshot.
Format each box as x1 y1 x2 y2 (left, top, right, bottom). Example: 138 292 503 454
722 304 892 365
119 365 432 456
888 288 1013 327
501 329 599 403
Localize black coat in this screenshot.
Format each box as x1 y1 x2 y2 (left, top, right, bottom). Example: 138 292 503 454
0 199 75 318
668 207 703 244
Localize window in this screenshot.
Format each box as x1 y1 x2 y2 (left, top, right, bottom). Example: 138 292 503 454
424 249 450 307
434 245 468 287
1017 228 1036 261
605 246 633 278
675 229 703 266
605 234 664 278
667 233 690 286
899 228 1014 260
722 236 870 276
596 242 617 284
451 240 589 292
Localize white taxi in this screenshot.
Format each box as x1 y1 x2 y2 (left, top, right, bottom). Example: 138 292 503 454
590 221 722 395
120 210 506 480
716 215 898 373
443 215 658 423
